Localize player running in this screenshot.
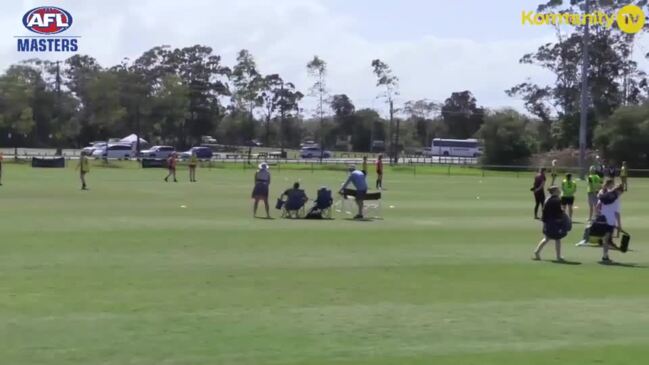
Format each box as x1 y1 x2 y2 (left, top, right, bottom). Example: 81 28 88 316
164 153 178 182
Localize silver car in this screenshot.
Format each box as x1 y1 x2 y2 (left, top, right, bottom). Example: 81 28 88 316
140 146 176 159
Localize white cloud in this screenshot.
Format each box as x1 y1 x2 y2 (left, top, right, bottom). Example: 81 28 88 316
6 0 645 118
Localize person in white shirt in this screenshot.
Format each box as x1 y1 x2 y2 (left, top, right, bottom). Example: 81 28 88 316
597 184 624 263
252 163 271 218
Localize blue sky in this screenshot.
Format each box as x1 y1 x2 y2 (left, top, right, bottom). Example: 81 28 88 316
2 0 646 116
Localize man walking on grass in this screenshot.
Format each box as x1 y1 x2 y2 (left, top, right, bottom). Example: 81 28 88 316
76 151 90 190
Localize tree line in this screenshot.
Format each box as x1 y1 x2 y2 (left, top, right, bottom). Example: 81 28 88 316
0 46 491 157
1 0 649 167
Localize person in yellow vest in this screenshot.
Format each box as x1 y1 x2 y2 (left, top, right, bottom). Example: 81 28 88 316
587 166 603 221
620 161 628 192
0 151 4 186
560 173 577 219
76 151 90 190
188 151 198 183
550 159 558 185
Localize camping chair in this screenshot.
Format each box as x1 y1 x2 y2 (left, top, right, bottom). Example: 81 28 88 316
281 189 308 218
340 188 383 219
308 188 333 219
578 216 630 253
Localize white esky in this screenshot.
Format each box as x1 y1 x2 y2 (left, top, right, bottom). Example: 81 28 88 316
2 0 649 117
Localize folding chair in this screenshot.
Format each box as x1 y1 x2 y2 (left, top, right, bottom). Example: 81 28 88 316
281 189 308 218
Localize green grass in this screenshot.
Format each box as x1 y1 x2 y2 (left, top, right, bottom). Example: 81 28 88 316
1 164 648 365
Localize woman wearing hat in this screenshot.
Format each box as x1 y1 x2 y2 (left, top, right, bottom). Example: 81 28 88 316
533 186 569 262
252 162 271 218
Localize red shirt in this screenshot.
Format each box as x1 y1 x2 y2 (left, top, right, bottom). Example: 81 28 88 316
168 156 177 169
376 160 383 174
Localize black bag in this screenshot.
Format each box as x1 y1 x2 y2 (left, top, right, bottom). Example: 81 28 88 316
275 198 284 210
620 230 631 253
544 219 568 240
305 209 323 219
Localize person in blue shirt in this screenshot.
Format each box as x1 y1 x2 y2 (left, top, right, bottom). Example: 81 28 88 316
340 165 368 219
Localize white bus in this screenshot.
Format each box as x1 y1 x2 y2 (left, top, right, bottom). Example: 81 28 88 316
431 138 482 157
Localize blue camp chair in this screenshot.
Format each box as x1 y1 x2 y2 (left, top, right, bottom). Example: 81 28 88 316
281 189 308 218
313 188 333 219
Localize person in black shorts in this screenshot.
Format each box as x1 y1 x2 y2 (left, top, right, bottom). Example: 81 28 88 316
531 168 547 220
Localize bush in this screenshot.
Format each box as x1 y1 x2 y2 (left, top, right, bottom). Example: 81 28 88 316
478 109 535 165
594 104 649 168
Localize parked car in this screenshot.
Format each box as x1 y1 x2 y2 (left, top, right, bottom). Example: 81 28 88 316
140 145 176 159
300 147 332 159
201 135 217 144
91 144 133 159
371 140 385 152
179 146 214 160
300 140 318 148
244 139 263 147
81 141 106 155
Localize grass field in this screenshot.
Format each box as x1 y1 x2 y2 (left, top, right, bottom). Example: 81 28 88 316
1 163 649 365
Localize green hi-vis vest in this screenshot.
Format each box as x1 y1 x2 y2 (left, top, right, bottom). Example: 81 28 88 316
587 174 602 193
561 179 577 197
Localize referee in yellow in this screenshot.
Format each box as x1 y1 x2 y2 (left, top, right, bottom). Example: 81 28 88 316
620 161 628 191
560 173 577 220
76 151 90 190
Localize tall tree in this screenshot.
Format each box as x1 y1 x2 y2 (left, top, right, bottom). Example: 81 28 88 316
231 49 263 118
330 94 356 135
371 59 399 163
403 99 441 146
259 74 283 145
167 45 230 147
274 80 303 152
507 0 649 149
306 56 328 160
441 91 485 139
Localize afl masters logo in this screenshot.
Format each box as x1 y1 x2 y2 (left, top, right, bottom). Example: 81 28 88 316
16 6 80 52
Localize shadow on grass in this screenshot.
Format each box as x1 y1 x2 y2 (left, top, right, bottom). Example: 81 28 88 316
343 218 374 222
598 261 648 269
551 259 582 265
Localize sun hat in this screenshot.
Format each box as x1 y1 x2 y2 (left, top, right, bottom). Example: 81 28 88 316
259 162 269 170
